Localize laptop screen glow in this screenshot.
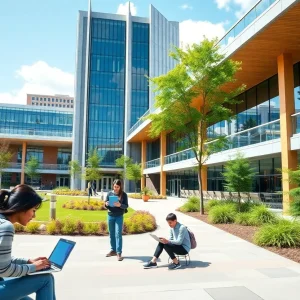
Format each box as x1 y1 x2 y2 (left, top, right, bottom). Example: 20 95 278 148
49 239 75 268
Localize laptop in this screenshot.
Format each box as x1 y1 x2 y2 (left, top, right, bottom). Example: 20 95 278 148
29 238 76 275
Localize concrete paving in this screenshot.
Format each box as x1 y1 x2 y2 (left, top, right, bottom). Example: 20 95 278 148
13 197 300 300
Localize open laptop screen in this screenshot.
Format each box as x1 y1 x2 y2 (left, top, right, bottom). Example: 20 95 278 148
49 239 75 269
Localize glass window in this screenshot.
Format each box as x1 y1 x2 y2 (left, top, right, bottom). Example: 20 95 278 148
56 99 58 102
48 98 50 101
63 99 66 103
32 96 35 100
294 62 300 113
257 80 269 125
269 75 279 121
44 98 46 101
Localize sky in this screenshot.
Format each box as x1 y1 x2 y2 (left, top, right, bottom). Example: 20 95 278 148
0 0 258 105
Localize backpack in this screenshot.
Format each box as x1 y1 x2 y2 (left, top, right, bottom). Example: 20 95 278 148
187 228 197 249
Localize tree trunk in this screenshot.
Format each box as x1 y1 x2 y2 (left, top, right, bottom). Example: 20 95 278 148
198 165 204 215
238 191 241 212
0 172 2 190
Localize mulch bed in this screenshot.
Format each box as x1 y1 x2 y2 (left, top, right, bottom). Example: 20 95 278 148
186 212 300 264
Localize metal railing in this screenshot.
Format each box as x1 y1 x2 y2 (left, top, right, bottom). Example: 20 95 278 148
165 148 195 165
164 119 280 165
0 127 72 138
128 109 150 136
145 158 160 169
217 0 277 47
5 163 70 171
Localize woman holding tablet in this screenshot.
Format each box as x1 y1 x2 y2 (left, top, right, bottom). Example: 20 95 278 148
105 179 128 261
0 184 56 300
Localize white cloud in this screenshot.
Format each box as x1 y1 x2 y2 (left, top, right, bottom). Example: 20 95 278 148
180 19 227 48
180 4 193 10
215 0 258 18
0 61 74 105
116 1 137 16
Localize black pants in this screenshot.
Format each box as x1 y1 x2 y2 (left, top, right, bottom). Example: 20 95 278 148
154 242 188 260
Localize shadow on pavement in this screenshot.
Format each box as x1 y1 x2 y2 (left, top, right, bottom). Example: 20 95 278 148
124 256 161 263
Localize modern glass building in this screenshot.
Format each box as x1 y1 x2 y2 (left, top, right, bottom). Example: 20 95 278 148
73 3 179 190
126 0 300 213
0 104 73 188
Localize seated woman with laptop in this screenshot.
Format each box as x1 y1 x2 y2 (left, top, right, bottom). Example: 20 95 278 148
0 184 56 300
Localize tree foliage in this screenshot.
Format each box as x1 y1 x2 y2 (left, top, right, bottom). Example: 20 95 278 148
25 156 40 185
147 38 245 214
83 148 102 181
222 152 256 210
69 160 81 179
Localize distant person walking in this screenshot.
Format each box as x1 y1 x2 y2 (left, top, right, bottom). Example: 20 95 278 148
105 179 128 261
88 181 92 197
92 180 98 196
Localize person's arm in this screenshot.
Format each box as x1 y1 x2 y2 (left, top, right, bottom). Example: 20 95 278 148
0 222 36 277
120 193 128 210
169 228 174 241
105 192 111 208
169 225 187 246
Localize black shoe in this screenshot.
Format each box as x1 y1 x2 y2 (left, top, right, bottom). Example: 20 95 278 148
143 261 158 269
168 262 181 270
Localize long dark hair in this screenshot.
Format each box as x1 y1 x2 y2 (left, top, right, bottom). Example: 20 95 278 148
112 179 123 196
0 184 43 216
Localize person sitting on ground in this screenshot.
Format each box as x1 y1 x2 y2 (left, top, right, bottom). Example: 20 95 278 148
0 184 56 300
144 213 191 270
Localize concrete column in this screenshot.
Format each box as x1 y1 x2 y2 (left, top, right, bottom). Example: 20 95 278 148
141 140 147 190
160 132 166 196
277 53 298 214
21 142 27 184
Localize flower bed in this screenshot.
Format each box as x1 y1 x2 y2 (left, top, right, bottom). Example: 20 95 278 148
62 199 105 211
14 211 157 236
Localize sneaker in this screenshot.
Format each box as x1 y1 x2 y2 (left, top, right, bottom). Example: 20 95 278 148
168 262 181 270
106 250 117 257
143 261 158 269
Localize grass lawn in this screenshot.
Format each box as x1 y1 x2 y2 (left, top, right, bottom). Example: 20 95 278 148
34 195 135 222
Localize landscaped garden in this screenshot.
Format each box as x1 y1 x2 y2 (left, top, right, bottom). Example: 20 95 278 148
179 196 300 263
15 192 157 236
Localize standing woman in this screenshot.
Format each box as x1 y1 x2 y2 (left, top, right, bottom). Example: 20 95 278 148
0 184 56 300
105 179 128 261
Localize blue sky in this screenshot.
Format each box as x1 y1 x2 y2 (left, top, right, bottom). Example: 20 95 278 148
0 0 257 104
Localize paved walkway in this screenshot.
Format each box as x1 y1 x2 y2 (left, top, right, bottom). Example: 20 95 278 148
14 197 300 300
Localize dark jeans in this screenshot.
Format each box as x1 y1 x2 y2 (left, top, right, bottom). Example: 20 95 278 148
154 242 188 260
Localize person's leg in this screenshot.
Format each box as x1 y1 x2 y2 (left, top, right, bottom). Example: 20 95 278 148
152 242 165 262
163 244 188 264
108 215 116 253
0 273 55 300
115 215 124 259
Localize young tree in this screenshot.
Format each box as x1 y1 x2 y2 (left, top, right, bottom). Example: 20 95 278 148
115 155 134 179
127 163 142 193
83 148 102 182
25 156 40 185
69 160 82 181
147 38 245 214
115 155 142 192
0 141 13 189
222 153 256 210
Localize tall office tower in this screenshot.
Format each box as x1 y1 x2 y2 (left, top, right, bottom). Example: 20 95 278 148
73 1 179 190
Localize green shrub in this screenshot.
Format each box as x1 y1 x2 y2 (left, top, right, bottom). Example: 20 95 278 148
55 219 64 234
249 206 278 226
204 199 221 213
179 196 200 212
14 223 24 232
76 220 85 234
127 193 167 200
239 201 262 213
46 221 57 235
62 199 105 211
254 220 300 248
61 218 77 235
234 212 254 226
99 221 108 234
25 222 40 234
208 204 237 224
290 198 300 217
83 223 99 235
123 211 157 234
53 188 87 196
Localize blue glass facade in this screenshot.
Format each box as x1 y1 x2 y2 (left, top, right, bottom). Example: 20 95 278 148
131 22 149 127
0 106 73 137
88 18 126 167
